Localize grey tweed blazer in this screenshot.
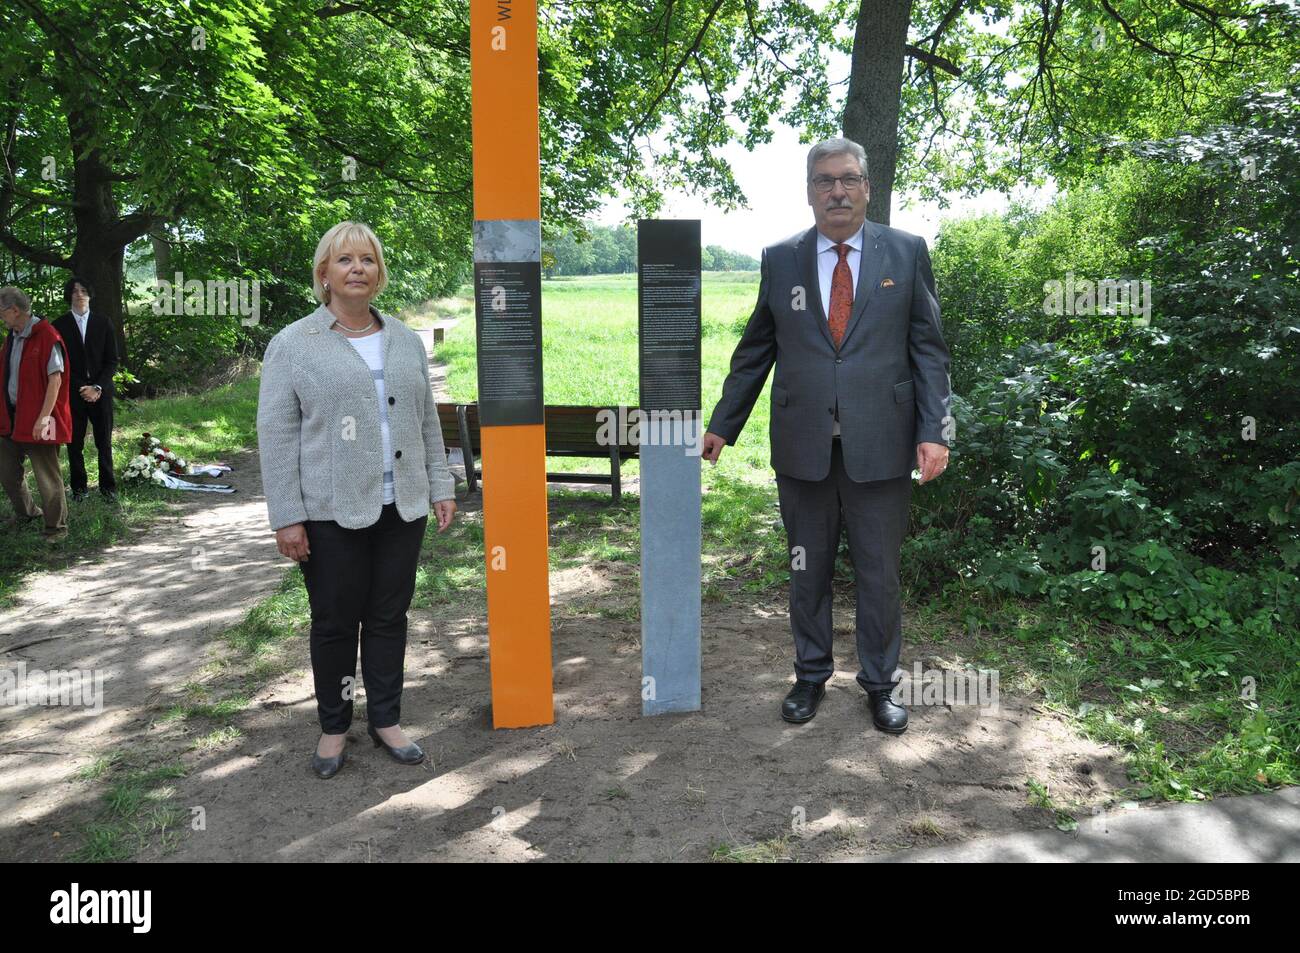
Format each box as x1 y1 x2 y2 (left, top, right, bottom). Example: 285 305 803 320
257 303 456 531
706 221 952 483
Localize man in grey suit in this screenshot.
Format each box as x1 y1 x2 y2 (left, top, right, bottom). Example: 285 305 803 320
701 137 952 733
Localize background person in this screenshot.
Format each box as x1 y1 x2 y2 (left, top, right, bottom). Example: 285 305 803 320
0 286 73 543
53 276 119 503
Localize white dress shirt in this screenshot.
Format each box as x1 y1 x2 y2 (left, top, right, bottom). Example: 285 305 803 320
70 309 101 395
72 309 90 343
815 223 865 437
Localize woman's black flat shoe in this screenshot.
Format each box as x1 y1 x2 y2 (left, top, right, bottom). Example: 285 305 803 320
368 723 425 765
311 748 346 779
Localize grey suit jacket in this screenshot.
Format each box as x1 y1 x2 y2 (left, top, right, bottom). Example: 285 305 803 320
257 304 456 531
706 222 952 483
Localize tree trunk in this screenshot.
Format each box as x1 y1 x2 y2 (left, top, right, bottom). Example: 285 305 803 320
3 13 161 387
64 102 148 371
150 227 171 282
68 240 128 367
842 0 914 226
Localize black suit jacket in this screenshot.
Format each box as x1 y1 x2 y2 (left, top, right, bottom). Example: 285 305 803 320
53 310 118 397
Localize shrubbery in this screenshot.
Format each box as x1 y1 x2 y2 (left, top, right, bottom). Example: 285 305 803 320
910 85 1300 639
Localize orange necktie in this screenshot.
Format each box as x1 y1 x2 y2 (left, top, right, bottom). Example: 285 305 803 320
828 243 853 348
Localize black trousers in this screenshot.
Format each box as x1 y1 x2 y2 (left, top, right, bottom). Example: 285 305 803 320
68 394 116 494
775 438 913 692
299 503 428 733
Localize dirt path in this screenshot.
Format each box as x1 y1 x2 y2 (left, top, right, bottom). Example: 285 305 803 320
145 566 1128 862
1 336 1129 862
0 447 283 859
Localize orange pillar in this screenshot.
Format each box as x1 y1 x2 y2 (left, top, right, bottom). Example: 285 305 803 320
471 0 554 728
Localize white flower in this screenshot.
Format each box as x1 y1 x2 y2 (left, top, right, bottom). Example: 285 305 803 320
160 461 170 472
150 469 166 483
133 454 149 466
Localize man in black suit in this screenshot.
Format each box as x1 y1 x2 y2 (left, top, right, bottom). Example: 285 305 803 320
53 276 119 502
702 138 952 733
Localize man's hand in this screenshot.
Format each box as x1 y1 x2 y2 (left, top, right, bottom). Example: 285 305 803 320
275 523 310 561
916 442 950 483
701 431 727 465
79 385 100 403
434 499 457 532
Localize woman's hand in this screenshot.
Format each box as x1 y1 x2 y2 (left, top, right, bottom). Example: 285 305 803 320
433 499 457 532
275 523 311 561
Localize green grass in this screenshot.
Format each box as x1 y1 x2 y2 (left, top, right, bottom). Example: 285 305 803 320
402 293 473 330
1026 777 1081 831
709 836 794 863
72 755 188 861
437 271 788 582
908 596 1299 802
438 272 772 477
0 374 261 605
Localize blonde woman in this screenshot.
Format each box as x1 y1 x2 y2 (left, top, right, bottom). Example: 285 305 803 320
257 221 457 779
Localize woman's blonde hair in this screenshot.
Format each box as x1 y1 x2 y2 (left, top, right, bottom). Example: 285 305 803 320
312 220 389 303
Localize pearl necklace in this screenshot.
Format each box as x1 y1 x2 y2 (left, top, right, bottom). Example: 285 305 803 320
331 316 376 334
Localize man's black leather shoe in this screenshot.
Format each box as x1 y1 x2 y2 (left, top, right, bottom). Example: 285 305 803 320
781 679 826 724
867 690 908 734
71 489 87 502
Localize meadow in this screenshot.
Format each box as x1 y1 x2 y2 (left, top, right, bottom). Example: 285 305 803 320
436 270 774 474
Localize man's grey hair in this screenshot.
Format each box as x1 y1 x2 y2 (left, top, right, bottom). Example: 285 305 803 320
0 286 32 314
806 138 869 182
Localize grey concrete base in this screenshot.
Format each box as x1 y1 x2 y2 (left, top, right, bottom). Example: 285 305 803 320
854 787 1300 862
640 416 701 716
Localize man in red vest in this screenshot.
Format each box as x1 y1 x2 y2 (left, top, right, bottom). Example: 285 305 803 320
0 286 73 542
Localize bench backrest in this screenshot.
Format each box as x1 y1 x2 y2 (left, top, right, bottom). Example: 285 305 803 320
436 403 638 456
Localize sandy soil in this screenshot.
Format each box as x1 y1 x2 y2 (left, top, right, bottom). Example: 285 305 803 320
0 447 283 859
0 333 1128 862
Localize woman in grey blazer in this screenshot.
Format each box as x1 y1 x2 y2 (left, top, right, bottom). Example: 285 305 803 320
257 221 458 779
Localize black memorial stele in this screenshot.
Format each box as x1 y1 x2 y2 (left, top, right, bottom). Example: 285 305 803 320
638 219 702 414
475 260 544 427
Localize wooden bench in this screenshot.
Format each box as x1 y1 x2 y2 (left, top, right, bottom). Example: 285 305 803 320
436 402 637 503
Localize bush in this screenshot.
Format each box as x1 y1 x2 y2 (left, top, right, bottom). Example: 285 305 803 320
912 82 1300 641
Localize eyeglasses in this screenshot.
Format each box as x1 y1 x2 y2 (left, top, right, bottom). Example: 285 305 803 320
810 174 865 193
